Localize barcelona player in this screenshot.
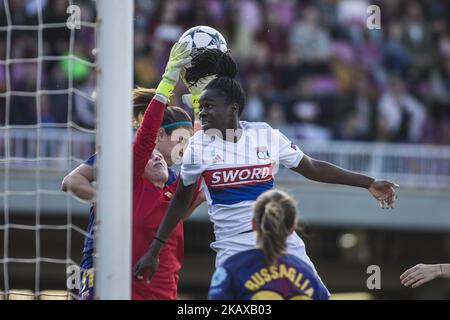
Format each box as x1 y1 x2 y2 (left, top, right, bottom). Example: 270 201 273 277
208 189 329 300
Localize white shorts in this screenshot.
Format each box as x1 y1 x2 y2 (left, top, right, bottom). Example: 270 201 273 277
210 231 330 296
212 231 313 267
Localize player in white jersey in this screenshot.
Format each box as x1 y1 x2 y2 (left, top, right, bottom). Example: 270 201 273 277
181 119 314 268
134 77 399 289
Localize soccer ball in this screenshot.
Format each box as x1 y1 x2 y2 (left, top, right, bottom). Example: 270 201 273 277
178 26 228 56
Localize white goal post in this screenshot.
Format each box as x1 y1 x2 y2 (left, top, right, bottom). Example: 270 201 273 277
95 0 134 300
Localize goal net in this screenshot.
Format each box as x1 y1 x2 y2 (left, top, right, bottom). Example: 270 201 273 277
0 0 133 300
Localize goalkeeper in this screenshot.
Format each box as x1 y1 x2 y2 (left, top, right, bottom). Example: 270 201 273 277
130 41 203 299
63 87 201 300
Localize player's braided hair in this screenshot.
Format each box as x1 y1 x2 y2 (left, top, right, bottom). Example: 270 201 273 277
204 77 246 116
253 190 298 267
184 48 238 86
132 86 192 134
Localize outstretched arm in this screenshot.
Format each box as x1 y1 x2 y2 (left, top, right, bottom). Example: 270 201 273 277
292 155 399 209
401 263 450 288
133 180 197 282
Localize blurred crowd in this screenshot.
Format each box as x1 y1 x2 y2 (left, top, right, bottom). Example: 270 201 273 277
1 0 450 145
0 0 96 130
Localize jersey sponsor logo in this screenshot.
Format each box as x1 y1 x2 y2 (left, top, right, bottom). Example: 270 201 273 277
203 164 273 189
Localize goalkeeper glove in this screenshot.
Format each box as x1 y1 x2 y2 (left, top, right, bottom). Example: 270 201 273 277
181 93 200 114
156 42 192 104
180 74 217 113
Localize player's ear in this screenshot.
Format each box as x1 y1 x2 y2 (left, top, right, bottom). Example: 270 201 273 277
230 103 239 116
251 218 256 231
156 128 166 141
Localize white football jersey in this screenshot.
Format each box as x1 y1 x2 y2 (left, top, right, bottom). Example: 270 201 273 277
181 121 304 244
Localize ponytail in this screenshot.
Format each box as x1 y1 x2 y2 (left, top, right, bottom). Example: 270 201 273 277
254 190 298 267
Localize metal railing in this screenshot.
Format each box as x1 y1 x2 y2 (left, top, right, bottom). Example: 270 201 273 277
279 140 450 189
1 128 450 189
0 127 95 169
